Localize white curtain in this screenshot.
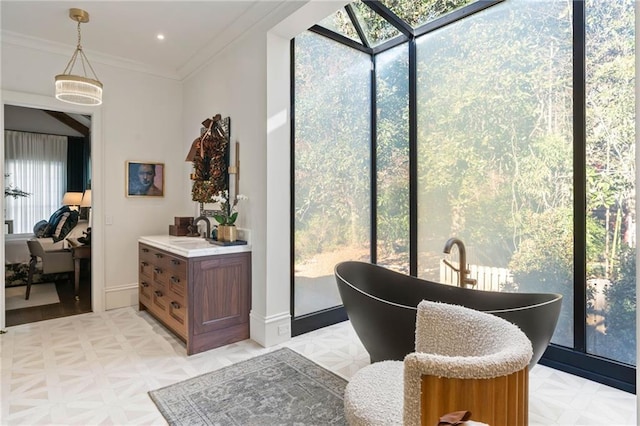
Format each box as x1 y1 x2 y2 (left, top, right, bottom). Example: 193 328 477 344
5 131 68 234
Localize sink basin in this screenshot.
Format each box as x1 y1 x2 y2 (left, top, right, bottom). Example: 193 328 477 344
169 237 205 244
168 238 210 248
139 234 251 258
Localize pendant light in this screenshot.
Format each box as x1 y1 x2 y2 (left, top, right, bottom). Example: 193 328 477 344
55 8 103 106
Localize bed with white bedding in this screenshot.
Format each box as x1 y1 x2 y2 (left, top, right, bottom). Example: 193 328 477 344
5 220 89 264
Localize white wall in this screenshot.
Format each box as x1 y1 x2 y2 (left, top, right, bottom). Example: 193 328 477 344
1 39 185 316
182 0 348 346
182 33 275 344
0 0 348 342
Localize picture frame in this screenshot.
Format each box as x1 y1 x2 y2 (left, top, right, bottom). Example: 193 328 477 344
126 161 164 197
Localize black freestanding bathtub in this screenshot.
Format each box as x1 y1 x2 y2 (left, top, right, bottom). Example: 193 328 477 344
335 261 562 368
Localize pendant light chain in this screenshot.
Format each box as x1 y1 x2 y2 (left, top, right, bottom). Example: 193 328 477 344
76 19 100 82
77 20 82 49
77 21 89 80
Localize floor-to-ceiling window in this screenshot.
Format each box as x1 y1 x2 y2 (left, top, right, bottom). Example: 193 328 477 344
292 0 635 391
376 43 410 273
584 0 636 366
5 131 69 233
416 0 574 347
292 31 371 327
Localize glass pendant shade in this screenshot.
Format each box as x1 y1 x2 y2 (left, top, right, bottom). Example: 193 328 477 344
55 8 103 106
55 75 103 105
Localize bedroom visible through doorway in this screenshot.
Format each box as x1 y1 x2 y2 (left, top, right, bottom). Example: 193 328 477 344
4 104 92 326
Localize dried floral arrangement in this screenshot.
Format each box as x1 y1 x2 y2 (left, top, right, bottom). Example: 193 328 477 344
186 115 230 203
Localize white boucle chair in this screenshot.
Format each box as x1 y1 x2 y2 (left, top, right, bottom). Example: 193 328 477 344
343 300 533 426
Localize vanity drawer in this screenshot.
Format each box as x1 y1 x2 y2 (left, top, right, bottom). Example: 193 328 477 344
152 264 169 289
163 254 186 272
166 299 187 339
139 244 155 262
139 278 152 306
139 244 155 279
151 286 169 316
167 272 187 302
155 255 186 291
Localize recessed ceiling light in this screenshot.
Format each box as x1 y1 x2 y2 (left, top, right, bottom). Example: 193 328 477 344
156 34 165 41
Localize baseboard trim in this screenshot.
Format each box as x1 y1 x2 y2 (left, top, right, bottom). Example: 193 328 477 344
250 310 291 347
104 283 138 310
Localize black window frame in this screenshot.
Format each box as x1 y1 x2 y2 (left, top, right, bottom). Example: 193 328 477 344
291 0 636 393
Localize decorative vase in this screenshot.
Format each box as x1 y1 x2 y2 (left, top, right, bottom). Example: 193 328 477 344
218 225 237 242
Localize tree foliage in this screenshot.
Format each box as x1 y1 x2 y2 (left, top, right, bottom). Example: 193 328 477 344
603 248 636 365
294 32 371 262
294 0 635 364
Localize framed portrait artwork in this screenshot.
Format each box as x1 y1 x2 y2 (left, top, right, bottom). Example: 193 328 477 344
126 161 164 197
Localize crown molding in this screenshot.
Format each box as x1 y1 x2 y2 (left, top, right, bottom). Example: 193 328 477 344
1 30 181 81
178 1 307 81
3 1 312 82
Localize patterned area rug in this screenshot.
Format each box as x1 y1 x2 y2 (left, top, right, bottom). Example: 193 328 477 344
5 262 66 287
148 347 348 426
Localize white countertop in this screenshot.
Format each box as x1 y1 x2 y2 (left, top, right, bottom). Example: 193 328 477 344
139 235 252 258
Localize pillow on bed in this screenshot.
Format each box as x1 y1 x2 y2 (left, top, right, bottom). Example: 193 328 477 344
51 210 79 242
40 206 71 237
33 220 49 238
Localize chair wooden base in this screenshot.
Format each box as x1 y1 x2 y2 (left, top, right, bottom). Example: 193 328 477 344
25 239 75 300
420 368 528 426
25 255 37 300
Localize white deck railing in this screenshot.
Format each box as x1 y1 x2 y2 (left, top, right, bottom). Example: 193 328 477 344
439 260 513 291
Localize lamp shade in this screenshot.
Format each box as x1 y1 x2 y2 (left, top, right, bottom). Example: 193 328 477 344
62 192 83 206
80 189 92 207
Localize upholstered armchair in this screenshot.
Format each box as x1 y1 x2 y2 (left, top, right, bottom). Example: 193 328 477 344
25 239 74 300
343 300 533 426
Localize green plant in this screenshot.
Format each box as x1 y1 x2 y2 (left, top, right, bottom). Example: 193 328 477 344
602 247 636 365
212 190 247 225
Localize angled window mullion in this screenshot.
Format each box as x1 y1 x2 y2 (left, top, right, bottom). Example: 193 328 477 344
372 36 409 55
309 25 373 54
345 4 371 48
413 0 505 38
362 0 414 39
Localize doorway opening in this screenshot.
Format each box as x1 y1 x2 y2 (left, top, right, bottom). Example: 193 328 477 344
4 104 92 326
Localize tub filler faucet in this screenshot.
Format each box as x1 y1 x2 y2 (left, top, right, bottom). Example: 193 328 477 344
443 237 477 288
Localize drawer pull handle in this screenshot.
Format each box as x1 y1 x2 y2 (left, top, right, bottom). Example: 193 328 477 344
155 253 164 259
154 267 162 274
170 301 180 309
141 261 148 267
142 248 149 253
154 290 163 297
170 276 180 284
171 259 181 265
141 282 149 288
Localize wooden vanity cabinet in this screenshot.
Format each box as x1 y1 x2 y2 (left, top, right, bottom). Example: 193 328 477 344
138 243 251 355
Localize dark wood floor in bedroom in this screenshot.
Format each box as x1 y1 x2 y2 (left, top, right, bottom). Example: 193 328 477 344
5 266 92 327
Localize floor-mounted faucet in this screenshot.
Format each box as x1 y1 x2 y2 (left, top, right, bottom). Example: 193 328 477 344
443 237 477 288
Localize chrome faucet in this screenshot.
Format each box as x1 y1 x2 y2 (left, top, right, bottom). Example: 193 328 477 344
193 216 211 239
443 237 477 288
